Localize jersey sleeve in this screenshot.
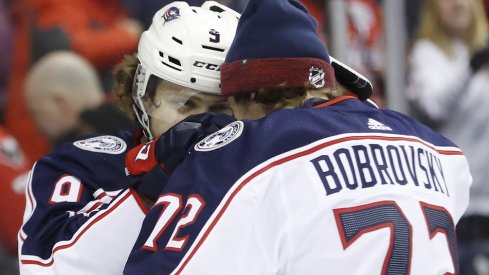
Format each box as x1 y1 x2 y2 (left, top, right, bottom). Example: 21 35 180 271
18 134 148 275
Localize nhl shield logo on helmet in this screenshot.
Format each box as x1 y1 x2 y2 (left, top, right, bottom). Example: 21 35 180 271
195 121 243 152
162 7 180 24
309 67 325 88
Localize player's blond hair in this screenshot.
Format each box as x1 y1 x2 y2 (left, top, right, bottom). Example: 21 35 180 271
112 55 138 120
416 0 489 56
233 85 346 112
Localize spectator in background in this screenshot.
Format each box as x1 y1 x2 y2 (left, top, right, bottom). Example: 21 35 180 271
6 0 142 163
0 0 14 120
407 0 487 128
24 51 134 146
406 0 489 274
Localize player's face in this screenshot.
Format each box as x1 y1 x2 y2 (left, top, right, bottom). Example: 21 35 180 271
147 82 231 136
434 0 473 36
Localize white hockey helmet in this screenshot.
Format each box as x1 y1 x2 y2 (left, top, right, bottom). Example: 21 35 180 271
132 1 240 139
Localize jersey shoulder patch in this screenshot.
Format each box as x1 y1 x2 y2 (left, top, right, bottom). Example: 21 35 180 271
73 135 127 154
194 121 243 152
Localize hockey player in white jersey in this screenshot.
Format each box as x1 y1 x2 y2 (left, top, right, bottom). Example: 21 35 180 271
18 2 239 274
123 0 473 274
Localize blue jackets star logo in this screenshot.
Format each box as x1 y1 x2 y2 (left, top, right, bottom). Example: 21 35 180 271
162 7 180 25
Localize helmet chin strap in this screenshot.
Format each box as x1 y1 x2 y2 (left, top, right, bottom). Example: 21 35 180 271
132 63 158 141
132 103 154 140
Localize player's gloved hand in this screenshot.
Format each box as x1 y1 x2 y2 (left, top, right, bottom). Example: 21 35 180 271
125 112 235 201
154 112 235 175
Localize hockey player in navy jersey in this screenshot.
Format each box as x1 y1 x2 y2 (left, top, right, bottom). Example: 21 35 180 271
123 0 473 274
18 2 239 275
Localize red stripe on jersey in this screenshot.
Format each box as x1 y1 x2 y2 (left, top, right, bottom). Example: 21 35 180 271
314 95 357 108
95 191 107 200
130 188 150 215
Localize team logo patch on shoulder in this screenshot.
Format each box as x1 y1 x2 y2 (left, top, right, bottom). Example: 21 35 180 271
74 136 127 154
195 121 243 152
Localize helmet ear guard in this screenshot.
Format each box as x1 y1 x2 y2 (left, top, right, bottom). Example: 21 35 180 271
131 1 239 140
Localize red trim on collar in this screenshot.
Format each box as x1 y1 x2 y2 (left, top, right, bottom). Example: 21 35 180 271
313 95 358 108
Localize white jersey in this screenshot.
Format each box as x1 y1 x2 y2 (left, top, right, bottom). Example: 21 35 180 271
124 97 471 275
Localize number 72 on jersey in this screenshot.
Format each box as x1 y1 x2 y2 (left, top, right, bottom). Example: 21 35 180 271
142 195 457 275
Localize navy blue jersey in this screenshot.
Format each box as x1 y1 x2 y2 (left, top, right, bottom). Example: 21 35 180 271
19 132 148 275
124 96 471 275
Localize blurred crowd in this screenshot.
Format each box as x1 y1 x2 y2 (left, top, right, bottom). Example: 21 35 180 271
1 0 489 274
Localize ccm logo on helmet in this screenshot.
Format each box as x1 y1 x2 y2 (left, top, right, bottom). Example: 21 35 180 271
193 61 220 71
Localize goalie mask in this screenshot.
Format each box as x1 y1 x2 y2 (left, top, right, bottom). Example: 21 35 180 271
132 1 239 140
